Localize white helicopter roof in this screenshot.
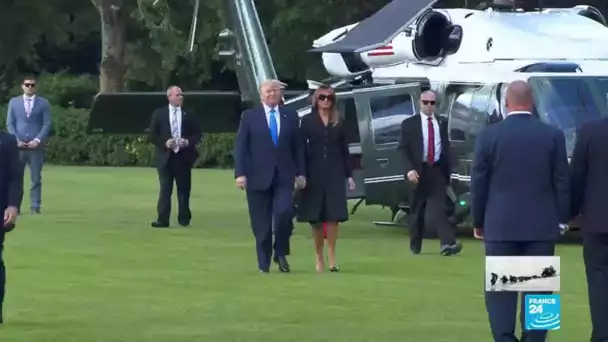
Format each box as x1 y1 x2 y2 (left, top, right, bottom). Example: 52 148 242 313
444 8 608 63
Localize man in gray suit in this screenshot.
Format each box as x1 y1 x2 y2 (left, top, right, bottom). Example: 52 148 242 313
6 76 52 214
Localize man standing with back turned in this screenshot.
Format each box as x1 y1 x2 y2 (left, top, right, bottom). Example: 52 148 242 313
0 130 23 324
570 115 608 342
6 76 52 214
471 80 569 342
234 79 305 273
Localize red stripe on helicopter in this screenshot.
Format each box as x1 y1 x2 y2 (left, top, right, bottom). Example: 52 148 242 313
367 44 394 56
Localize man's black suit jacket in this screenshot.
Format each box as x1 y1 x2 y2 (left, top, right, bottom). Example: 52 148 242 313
471 114 569 241
148 106 201 169
397 114 452 183
570 117 608 234
234 106 305 191
0 131 23 231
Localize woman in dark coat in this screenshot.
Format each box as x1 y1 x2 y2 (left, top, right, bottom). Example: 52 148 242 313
297 85 355 272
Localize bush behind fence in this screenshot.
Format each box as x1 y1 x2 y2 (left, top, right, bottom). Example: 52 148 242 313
0 104 237 168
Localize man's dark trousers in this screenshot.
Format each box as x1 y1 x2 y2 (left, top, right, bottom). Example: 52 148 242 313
246 169 293 272
484 241 555 342
582 232 608 342
0 231 5 322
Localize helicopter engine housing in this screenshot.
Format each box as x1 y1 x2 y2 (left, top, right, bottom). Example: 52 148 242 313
398 10 463 63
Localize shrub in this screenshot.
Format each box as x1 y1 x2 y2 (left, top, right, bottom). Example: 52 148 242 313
0 104 236 168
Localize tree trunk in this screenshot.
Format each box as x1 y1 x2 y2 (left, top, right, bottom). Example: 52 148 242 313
92 0 126 92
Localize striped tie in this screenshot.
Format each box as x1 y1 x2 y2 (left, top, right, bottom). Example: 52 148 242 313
171 107 179 152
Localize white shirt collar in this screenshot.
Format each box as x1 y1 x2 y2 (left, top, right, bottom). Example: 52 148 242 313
24 94 35 100
263 103 278 114
169 104 181 111
508 111 531 116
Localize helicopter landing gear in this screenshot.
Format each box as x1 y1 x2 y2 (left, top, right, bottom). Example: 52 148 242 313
372 203 409 227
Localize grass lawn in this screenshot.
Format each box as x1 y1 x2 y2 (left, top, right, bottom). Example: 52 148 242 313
1 166 590 341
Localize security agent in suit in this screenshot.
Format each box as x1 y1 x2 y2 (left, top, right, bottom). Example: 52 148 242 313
234 79 305 273
0 131 23 324
570 117 608 342
149 86 201 228
397 90 463 256
471 80 569 342
6 76 52 214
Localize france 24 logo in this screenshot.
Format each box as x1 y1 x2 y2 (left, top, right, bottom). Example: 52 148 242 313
525 294 561 330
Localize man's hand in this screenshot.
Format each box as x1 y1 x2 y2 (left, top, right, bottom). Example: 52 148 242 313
407 170 419 183
165 139 175 149
236 176 246 190
348 177 356 190
4 206 18 227
178 138 188 147
17 141 26 148
295 176 306 189
473 228 483 240
27 139 39 148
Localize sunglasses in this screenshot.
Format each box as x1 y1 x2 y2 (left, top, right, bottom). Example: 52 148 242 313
421 100 436 105
23 83 36 88
318 94 335 102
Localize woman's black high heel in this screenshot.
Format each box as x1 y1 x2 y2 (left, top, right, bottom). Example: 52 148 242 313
330 266 339 272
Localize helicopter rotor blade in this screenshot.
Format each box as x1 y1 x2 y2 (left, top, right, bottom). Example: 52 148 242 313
187 0 201 53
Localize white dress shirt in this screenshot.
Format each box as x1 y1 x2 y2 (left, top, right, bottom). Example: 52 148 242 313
24 95 41 143
23 95 35 114
420 113 442 163
263 103 280 136
169 105 182 139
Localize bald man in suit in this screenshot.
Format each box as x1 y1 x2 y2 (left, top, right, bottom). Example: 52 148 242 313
471 80 569 342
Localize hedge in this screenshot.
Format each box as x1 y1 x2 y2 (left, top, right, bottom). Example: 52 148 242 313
0 104 236 168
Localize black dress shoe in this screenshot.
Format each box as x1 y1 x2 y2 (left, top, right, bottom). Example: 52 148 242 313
259 269 269 273
410 243 421 255
150 221 170 228
440 242 463 256
31 208 41 214
178 220 190 227
275 256 290 273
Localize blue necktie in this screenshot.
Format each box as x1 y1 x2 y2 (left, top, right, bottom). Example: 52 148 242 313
269 109 278 146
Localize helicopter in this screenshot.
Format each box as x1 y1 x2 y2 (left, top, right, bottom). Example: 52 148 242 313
87 0 608 236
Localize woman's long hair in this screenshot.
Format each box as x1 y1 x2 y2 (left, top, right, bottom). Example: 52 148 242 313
311 85 339 126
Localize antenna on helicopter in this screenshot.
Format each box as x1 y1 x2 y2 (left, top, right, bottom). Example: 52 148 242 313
187 0 201 53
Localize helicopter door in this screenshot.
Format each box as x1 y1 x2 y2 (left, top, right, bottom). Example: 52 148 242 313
353 83 421 207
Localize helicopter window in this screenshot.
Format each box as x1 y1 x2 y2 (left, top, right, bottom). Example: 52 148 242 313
369 93 415 146
499 83 508 118
448 85 491 142
531 77 605 133
487 87 502 125
337 97 361 144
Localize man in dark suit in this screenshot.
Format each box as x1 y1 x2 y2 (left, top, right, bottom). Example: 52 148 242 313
570 116 608 342
234 79 305 273
149 85 201 228
0 131 23 324
397 90 463 256
471 80 569 342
